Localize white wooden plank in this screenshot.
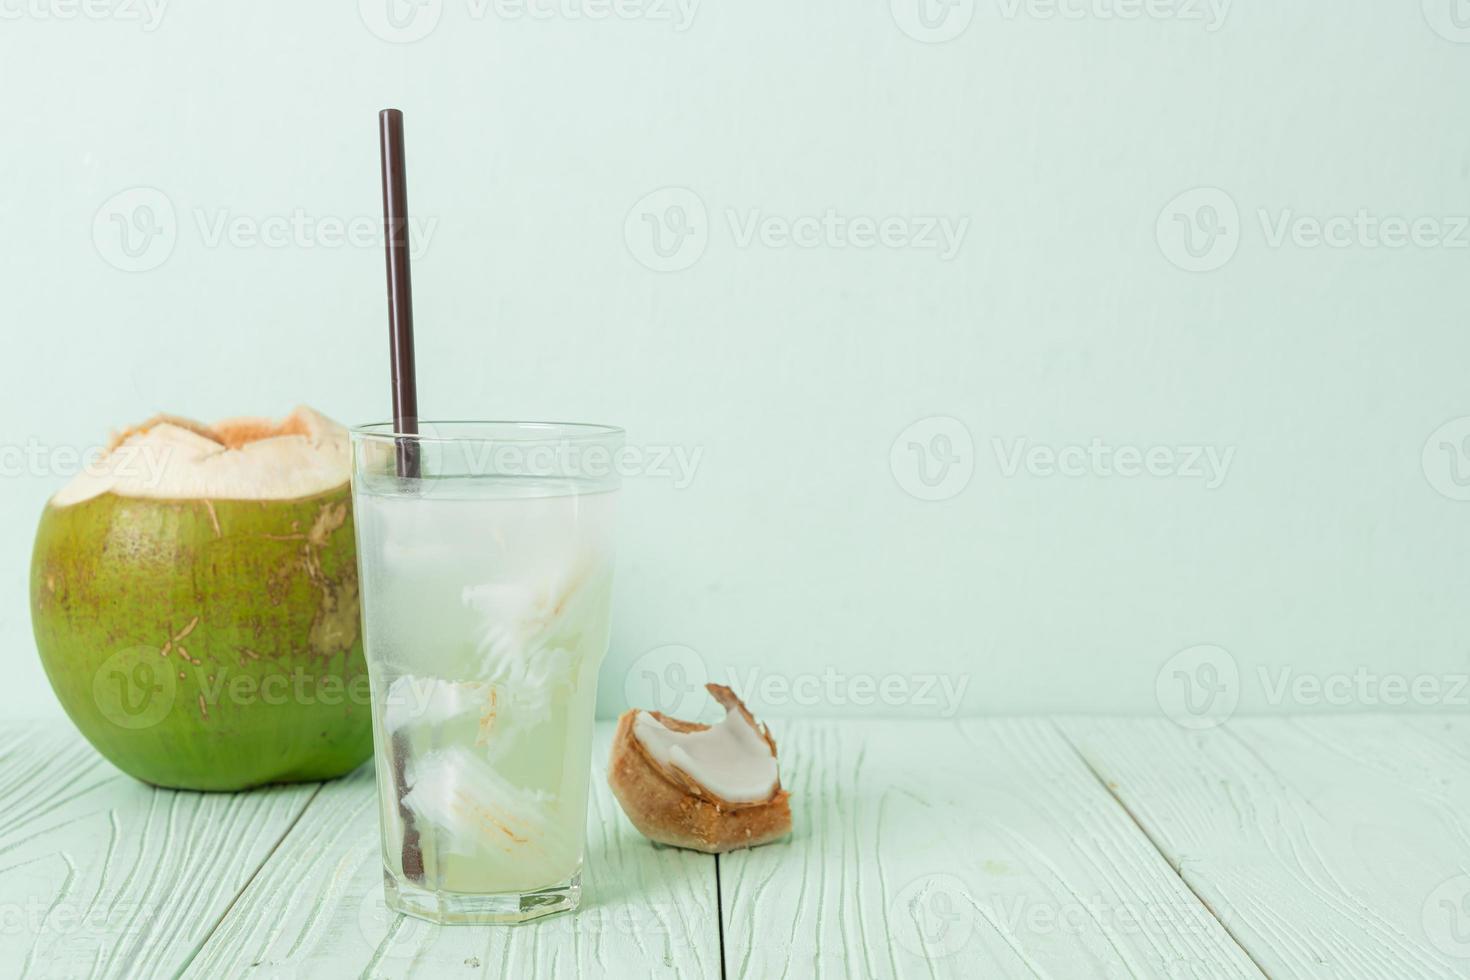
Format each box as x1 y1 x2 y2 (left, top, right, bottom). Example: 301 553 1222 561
183 722 719 979
718 718 1259 979
0 724 318 980
1058 716 1470 979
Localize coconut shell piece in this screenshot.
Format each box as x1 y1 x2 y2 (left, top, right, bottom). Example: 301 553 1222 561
608 684 792 854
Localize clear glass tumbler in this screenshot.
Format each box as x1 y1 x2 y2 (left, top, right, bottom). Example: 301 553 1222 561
350 421 622 924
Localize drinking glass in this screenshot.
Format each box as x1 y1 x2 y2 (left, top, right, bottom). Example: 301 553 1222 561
350 421 621 924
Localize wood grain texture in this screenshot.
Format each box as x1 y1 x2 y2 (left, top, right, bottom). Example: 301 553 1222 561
1058 716 1470 979
0 724 317 980
717 718 1260 979
182 722 720 979
18 716 1470 979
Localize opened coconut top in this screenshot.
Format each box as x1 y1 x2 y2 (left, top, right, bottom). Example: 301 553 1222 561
53 406 350 506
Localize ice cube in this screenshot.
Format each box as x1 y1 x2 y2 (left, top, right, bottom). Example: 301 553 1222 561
460 564 606 705
401 745 578 869
382 675 494 734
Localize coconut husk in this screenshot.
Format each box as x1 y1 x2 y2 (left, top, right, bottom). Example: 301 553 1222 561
608 684 792 854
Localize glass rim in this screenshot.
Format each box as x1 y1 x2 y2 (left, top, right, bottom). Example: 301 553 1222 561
350 420 625 444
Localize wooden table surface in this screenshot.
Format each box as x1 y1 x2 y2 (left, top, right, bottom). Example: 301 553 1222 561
4 716 1470 979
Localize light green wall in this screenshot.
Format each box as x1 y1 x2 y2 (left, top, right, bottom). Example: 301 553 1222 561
4 1 1470 722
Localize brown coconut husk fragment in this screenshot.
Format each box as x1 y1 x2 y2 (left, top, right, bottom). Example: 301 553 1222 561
608 684 792 854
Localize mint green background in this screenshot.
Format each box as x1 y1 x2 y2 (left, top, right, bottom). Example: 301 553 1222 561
2 2 1469 721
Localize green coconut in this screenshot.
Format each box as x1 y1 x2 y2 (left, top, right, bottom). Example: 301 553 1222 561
30 407 373 790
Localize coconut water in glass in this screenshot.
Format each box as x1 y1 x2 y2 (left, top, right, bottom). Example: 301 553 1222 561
350 422 620 924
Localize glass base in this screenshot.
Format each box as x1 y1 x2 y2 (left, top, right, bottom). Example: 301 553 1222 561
384 869 582 925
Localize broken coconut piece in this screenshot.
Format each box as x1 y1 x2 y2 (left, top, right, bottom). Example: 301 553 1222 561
608 684 792 853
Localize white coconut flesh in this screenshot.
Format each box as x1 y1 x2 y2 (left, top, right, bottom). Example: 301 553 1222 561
52 406 350 507
632 706 780 804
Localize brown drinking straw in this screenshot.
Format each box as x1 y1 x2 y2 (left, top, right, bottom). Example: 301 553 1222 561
379 107 421 480
378 107 425 883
